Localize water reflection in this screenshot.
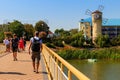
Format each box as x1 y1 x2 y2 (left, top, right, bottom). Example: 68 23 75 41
67 60 120 80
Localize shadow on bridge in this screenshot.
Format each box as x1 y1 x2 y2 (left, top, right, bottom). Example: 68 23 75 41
0 71 26 75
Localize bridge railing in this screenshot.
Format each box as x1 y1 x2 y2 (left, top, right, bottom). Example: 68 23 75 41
42 44 90 80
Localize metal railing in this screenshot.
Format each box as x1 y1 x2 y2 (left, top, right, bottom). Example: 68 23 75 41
42 44 90 80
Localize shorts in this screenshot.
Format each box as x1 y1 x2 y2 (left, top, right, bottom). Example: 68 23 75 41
12 47 18 52
32 51 41 63
6 44 10 48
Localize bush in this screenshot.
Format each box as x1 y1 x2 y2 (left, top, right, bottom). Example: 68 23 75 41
64 36 72 44
57 48 120 60
58 50 72 60
70 32 85 47
95 35 110 48
111 35 120 46
45 42 56 48
0 32 4 43
52 38 64 47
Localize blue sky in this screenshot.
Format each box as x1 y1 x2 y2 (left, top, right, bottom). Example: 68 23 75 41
0 0 120 32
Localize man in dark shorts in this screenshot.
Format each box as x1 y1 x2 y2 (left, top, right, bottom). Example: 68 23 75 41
11 34 19 61
28 31 42 73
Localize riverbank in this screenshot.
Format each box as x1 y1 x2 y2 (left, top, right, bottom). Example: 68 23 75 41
55 46 120 60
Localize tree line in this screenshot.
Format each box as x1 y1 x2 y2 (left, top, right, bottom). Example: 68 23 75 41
46 28 120 60
1 20 120 48
46 28 120 48
0 20 49 42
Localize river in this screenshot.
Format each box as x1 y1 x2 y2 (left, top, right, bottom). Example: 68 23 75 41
67 60 120 80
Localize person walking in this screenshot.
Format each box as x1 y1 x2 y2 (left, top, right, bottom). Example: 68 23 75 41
23 37 26 51
28 31 42 73
11 34 19 61
18 37 24 51
3 37 10 52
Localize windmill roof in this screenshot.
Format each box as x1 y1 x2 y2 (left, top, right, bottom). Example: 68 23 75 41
79 18 120 26
92 10 102 14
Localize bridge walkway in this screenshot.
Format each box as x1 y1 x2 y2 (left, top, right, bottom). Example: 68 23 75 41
0 44 48 80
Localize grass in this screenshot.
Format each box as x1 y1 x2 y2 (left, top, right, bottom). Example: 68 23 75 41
55 45 120 60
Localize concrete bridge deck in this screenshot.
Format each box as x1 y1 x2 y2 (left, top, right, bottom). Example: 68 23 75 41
0 47 48 80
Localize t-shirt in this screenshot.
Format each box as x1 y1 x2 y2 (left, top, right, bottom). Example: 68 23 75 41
3 39 10 45
30 36 42 44
11 38 19 48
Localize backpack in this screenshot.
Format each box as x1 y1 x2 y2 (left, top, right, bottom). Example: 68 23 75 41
12 38 19 48
31 38 41 52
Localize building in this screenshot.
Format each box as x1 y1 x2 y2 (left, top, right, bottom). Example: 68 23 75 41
79 19 92 39
79 10 120 41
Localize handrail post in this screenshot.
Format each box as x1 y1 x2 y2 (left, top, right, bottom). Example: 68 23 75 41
56 59 58 80
68 70 72 80
60 63 63 80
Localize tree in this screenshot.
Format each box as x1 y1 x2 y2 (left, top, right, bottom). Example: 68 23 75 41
0 32 4 43
111 35 120 46
95 35 110 47
9 20 25 37
71 32 85 47
69 28 78 35
2 24 10 32
54 28 64 35
34 20 49 32
54 28 70 37
24 24 34 40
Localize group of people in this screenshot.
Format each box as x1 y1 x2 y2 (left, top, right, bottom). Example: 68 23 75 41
3 36 26 53
3 34 26 60
3 31 42 73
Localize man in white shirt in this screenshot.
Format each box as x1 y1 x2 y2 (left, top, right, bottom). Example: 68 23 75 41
28 31 42 73
3 37 10 52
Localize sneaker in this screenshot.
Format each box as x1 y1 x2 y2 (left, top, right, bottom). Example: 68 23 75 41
33 70 36 72
13 59 15 61
15 58 18 61
36 71 39 74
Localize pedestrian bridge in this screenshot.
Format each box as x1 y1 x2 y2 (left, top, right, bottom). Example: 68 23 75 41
0 43 90 80
42 44 90 80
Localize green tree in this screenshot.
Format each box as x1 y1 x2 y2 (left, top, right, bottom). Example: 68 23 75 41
111 35 120 46
54 28 64 35
95 35 110 47
69 28 78 35
71 32 85 47
2 24 10 32
0 32 4 43
54 28 70 37
34 20 49 32
24 24 34 40
9 20 25 37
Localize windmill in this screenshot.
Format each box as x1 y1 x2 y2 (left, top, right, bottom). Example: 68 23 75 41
80 5 109 43
85 5 108 24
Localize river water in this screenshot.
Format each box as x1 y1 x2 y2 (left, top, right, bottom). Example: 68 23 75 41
67 60 120 80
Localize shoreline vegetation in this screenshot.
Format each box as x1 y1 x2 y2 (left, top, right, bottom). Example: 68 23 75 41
51 46 120 61
44 29 120 61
